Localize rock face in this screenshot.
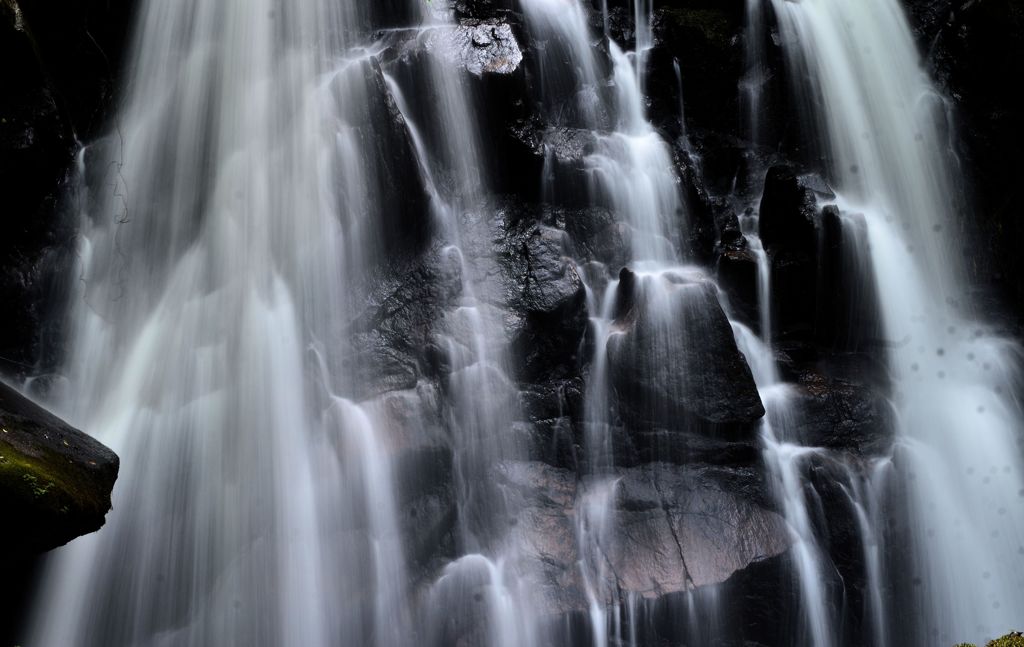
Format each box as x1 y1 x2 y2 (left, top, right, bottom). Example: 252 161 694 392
0 381 119 554
904 0 1024 314
424 21 524 76
758 166 829 254
1 0 134 374
495 460 790 615
498 218 588 382
607 270 765 437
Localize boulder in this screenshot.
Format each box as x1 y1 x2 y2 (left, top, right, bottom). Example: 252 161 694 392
758 165 831 253
758 166 834 340
423 21 524 76
496 214 589 382
0 381 119 555
816 206 884 351
606 269 765 438
716 246 760 327
492 460 790 615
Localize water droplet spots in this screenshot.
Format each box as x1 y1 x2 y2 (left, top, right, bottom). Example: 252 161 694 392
937 370 946 379
999 507 1007 515
984 571 992 579
967 353 976 361
474 592 484 602
967 467 976 475
850 164 860 174
978 406 986 414
983 476 992 484
934 224 944 233
911 363 920 372
915 132 924 142
937 348 945 356
993 601 1001 610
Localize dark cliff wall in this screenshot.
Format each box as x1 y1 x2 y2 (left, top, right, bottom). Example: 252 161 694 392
906 0 1024 322
0 0 135 377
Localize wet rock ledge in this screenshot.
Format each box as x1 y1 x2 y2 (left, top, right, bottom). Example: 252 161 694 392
0 381 118 555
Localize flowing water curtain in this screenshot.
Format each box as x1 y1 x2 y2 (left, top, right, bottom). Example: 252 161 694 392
768 0 1024 642
25 1 417 645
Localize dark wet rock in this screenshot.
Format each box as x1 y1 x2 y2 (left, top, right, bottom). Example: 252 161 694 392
816 206 884 351
452 0 521 23
368 0 419 31
494 460 789 614
0 381 119 555
607 271 765 438
905 0 1024 316
770 248 817 341
758 165 831 253
787 370 895 457
332 58 431 253
0 5 86 372
496 217 588 382
347 244 464 398
554 205 628 269
501 126 598 208
758 166 835 340
633 429 762 468
717 246 760 328
518 376 585 424
7 0 135 137
609 464 787 592
647 3 745 138
510 418 581 469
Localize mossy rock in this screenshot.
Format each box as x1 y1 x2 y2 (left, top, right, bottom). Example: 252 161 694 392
956 631 1024 647
0 381 118 557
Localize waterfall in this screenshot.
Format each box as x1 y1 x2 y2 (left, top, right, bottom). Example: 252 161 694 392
769 0 1024 642
24 1 413 645
11 0 1022 643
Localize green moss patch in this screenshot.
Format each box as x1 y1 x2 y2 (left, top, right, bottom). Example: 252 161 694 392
956 631 1024 647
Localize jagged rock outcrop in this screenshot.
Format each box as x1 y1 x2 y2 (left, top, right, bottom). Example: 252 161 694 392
607 269 765 438
0 381 119 554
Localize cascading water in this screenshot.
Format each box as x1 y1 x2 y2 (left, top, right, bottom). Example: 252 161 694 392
769 0 1024 642
11 0 1022 643
24 2 414 645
